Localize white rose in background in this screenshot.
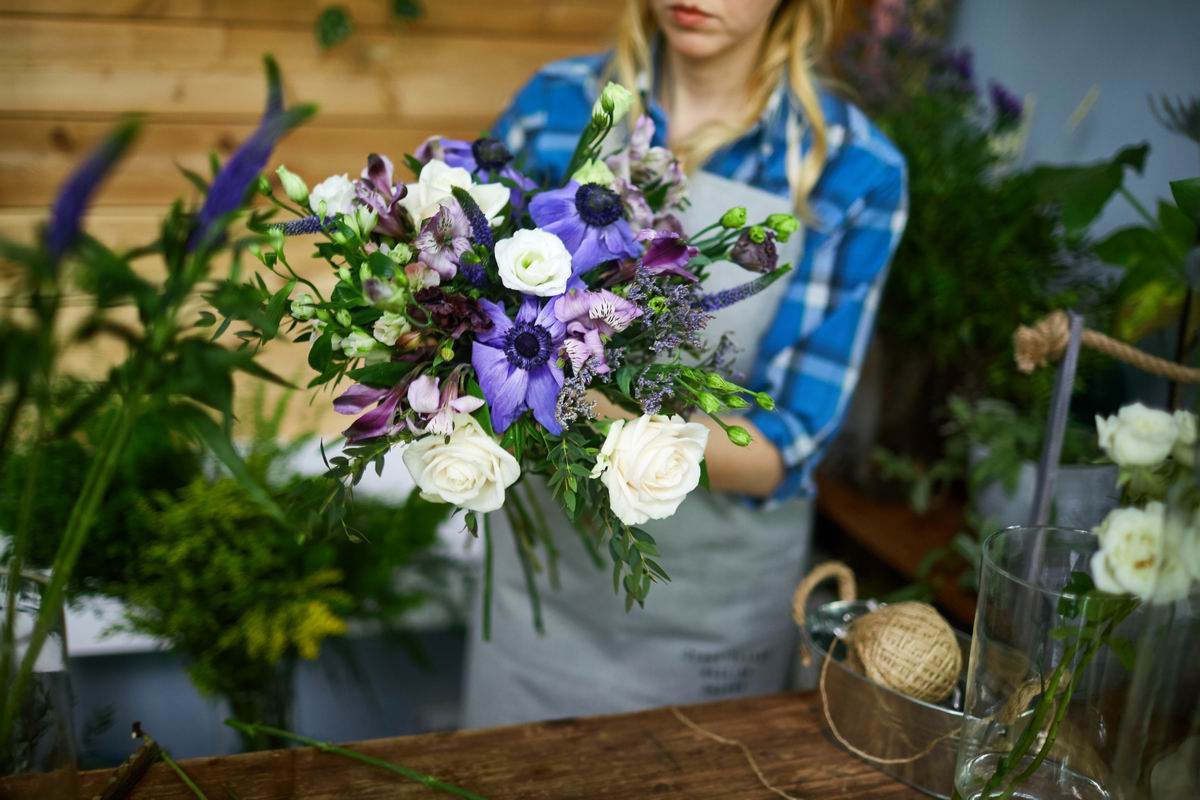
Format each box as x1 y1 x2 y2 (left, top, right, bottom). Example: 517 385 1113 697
590 415 709 526
1164 505 1200 584
1091 503 1193 604
1095 403 1179 467
400 159 510 226
403 414 520 513
495 229 574 297
309 174 356 217
1173 410 1197 466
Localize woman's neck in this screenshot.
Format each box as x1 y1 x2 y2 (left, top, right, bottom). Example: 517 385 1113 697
660 32 765 143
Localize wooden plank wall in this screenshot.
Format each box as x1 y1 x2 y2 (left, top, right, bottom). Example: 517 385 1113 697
0 0 622 433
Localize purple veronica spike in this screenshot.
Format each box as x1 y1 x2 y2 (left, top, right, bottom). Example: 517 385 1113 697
697 266 792 312
189 56 315 251
450 186 494 251
471 296 566 434
47 117 140 264
271 215 333 236
529 181 641 275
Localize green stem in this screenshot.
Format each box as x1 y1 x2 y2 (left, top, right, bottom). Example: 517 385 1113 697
223 720 487 800
1119 186 1158 228
161 749 210 800
513 484 559 591
0 420 45 703
481 514 493 642
504 504 544 635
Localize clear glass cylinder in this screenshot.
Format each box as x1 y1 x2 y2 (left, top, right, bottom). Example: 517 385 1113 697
954 525 1199 800
0 569 79 799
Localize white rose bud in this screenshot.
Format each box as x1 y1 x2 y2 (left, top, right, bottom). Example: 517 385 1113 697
309 173 356 217
594 81 636 125
1095 403 1179 467
399 159 510 226
495 229 574 297
590 414 709 526
275 165 309 203
372 311 410 347
290 292 316 320
1091 503 1193 604
1173 410 1197 466
403 414 520 513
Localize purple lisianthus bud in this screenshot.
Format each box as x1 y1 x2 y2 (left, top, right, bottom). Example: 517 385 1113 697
731 228 778 273
637 228 699 281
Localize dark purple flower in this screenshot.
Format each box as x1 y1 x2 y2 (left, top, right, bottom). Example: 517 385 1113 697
472 296 566 434
414 203 470 280
936 47 975 92
47 117 140 265
334 381 409 443
989 80 1024 126
190 56 315 251
413 288 493 339
637 228 699 281
355 154 409 238
529 181 641 275
731 228 779 273
416 135 536 208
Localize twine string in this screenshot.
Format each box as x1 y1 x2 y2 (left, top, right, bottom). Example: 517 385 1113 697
668 706 803 800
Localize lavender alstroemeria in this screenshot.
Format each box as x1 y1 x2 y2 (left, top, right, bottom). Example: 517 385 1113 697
47 117 140 265
529 181 641 275
414 202 471 280
637 228 699 281
554 288 641 374
605 115 688 210
472 296 566 434
416 135 536 207
334 380 409 443
355 154 409 238
190 56 315 251
407 372 484 436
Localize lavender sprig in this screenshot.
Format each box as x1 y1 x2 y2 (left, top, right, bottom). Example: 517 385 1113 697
696 264 792 312
270 215 333 236
450 186 494 251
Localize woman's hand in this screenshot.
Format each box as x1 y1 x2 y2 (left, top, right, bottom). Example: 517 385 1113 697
585 390 784 498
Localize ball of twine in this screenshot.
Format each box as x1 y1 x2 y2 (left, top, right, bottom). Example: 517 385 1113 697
847 601 962 703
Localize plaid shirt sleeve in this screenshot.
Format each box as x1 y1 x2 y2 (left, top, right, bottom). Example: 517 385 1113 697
744 108 908 503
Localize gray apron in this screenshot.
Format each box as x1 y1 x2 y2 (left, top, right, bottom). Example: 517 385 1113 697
461 171 813 727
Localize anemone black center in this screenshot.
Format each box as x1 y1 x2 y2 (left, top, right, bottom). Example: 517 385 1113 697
471 137 513 172
574 183 623 227
503 322 552 370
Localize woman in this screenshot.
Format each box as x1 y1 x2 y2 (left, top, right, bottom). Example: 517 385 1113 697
462 0 907 727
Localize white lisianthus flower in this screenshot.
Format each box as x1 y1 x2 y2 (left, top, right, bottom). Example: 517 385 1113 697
1091 503 1193 604
1173 410 1197 466
402 414 520 513
495 229 574 297
372 311 410 347
340 330 380 359
290 292 316 321
590 415 709 526
400 159 510 226
1095 403 1179 467
309 174 356 217
594 81 635 125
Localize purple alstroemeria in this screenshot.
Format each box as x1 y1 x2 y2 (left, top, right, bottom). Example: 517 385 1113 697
47 117 140 265
554 288 641 374
190 56 315 251
529 181 641 275
413 202 471 280
334 380 410 443
406 371 484 436
472 296 566 434
637 228 699 281
416 135 536 207
355 154 409 238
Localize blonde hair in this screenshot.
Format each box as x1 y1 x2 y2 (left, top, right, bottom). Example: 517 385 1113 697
612 0 833 217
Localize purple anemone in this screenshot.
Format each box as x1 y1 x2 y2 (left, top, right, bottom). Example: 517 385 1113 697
471 296 566 434
529 181 641 275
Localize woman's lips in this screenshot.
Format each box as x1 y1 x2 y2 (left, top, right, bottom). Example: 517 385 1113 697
668 3 712 28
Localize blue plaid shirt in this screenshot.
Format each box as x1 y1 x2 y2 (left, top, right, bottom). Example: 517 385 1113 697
493 53 908 503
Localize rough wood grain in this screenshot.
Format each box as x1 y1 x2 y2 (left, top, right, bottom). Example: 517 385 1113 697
2 693 925 799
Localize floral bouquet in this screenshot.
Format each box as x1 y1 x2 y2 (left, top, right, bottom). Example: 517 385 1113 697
222 83 797 625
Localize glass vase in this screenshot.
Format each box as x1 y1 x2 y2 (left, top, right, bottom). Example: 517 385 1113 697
225 659 296 752
0 569 79 799
954 526 1199 800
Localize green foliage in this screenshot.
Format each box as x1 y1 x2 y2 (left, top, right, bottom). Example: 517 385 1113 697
315 6 355 49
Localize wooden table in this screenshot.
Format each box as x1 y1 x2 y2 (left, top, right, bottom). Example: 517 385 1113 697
7 692 924 799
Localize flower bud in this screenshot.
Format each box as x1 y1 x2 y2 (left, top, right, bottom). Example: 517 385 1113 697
337 266 352 282
647 296 668 314
726 396 749 409
594 82 636 124
440 344 455 361
697 392 722 414
731 227 778 274
354 207 378 238
726 426 752 447
704 373 738 392
290 292 316 321
254 175 272 196
331 229 349 244
755 392 776 411
571 159 616 188
748 225 767 244
275 165 309 203
335 309 352 327
720 207 747 229
766 213 800 243
383 242 412 264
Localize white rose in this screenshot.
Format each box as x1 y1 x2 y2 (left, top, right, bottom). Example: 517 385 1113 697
1091 503 1193 604
399 159 510 226
402 414 520 513
590 414 709 526
1173 410 1197 466
1164 505 1200 584
1095 403 1179 467
372 311 410 347
495 229 574 297
309 174 356 217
